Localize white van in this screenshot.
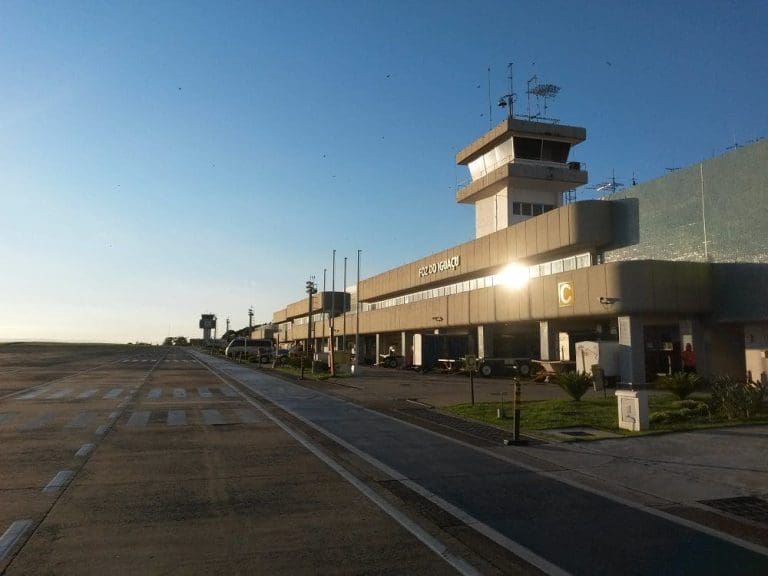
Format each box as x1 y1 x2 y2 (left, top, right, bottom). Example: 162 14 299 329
224 338 274 363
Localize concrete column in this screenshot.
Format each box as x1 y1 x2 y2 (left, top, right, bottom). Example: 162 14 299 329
539 321 558 361
400 332 407 359
375 333 381 364
477 325 494 358
618 316 645 387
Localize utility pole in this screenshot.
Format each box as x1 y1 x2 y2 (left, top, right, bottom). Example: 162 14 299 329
248 306 254 333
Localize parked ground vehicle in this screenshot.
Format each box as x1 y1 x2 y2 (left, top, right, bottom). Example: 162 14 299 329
477 357 532 378
225 338 274 363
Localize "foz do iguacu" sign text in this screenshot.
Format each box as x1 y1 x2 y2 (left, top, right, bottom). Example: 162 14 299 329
418 255 461 278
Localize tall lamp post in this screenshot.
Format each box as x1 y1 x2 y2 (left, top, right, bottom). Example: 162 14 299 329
302 276 317 379
354 249 361 374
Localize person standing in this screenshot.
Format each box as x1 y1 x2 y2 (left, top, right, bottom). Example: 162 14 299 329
682 343 697 374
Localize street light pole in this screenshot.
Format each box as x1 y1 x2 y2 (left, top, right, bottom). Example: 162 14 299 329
342 256 347 352
302 276 317 379
329 250 336 376
354 249 361 373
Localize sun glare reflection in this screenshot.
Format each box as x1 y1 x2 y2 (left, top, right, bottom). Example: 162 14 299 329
499 263 530 289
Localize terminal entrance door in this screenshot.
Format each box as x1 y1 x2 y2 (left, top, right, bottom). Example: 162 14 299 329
643 324 681 381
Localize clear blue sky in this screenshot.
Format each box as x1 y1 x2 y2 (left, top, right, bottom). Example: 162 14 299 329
2 1 766 343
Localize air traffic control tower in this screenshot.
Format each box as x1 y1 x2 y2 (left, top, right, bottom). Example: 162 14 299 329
455 113 588 239
199 314 216 341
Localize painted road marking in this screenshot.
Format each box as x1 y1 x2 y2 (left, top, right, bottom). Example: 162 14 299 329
19 413 54 431
221 386 238 398
202 409 226 425
18 389 46 400
0 412 18 426
197 387 212 398
43 470 74 493
66 412 95 429
77 389 98 399
75 443 95 457
167 410 186 426
46 389 72 399
173 388 186 398
0 520 33 561
103 388 123 399
147 388 162 399
235 408 260 424
95 424 109 435
126 411 151 428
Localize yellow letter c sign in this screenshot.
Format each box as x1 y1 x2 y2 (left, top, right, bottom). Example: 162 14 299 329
558 282 574 307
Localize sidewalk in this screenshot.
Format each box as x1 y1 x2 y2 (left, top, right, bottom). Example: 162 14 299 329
317 366 768 546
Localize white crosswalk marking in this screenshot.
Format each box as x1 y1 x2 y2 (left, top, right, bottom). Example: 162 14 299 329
167 410 186 426
202 409 226 425
197 387 212 398
126 411 151 428
66 412 95 429
47 389 72 400
103 388 123 399
173 388 186 398
235 409 260 424
147 388 162 399
77 389 98 399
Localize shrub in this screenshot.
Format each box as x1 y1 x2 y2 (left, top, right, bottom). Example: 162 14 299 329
555 371 593 402
658 372 700 400
710 375 767 420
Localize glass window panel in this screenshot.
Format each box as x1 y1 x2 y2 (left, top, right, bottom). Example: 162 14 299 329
521 203 532 216
552 259 564 274
563 256 576 271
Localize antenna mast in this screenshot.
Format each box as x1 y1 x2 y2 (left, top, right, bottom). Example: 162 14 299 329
497 62 515 118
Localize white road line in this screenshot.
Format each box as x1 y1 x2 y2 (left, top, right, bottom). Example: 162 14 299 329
42 470 74 493
197 359 482 576
17 389 45 400
221 386 238 398
173 388 186 398
103 388 123 399
95 424 109 435
75 443 95 457
197 387 212 398
0 520 33 561
147 388 162 399
76 389 98 399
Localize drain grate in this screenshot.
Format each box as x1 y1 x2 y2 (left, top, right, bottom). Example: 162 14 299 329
699 496 768 525
560 430 593 437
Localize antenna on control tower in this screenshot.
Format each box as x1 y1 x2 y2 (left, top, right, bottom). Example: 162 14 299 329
526 75 561 123
497 63 516 118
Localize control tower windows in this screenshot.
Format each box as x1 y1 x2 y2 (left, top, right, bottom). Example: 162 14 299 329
513 137 571 163
512 202 555 216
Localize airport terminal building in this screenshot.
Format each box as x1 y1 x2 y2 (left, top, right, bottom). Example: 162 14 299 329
265 115 768 386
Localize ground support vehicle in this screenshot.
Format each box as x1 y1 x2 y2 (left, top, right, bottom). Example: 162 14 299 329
477 357 532 378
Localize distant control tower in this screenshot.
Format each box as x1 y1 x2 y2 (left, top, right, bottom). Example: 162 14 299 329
455 73 588 238
199 314 217 341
